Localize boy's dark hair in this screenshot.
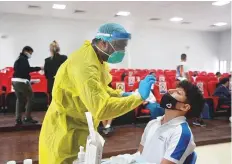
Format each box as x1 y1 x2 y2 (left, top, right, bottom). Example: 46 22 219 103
181 53 187 60
22 46 33 53
220 77 230 85
216 72 221 76
177 80 205 118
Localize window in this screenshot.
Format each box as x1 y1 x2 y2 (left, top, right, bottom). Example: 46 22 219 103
219 60 227 73
230 61 232 72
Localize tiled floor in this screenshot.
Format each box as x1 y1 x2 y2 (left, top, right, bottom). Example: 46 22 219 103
0 112 231 163
196 142 231 164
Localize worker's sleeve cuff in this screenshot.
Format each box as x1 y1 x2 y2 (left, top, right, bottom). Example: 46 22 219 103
132 91 142 99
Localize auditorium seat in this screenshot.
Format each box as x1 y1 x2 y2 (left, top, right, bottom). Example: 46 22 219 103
222 73 230 77
207 81 230 113
196 76 208 84
207 72 215 76
208 76 218 82
112 75 121 82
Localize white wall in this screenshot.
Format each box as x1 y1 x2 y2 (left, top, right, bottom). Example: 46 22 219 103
218 29 231 60
0 13 221 72
218 29 231 72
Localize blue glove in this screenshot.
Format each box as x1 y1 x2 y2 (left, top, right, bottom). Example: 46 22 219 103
122 92 133 97
138 75 156 100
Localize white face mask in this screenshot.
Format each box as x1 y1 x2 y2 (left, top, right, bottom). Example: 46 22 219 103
25 52 31 59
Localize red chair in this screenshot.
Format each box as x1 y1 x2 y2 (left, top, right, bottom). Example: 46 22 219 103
207 81 230 114
112 76 121 82
157 69 164 74
188 71 193 77
153 82 167 103
207 76 218 82
199 71 207 76
208 81 218 96
196 76 208 84
0 73 3 109
30 75 47 93
171 70 176 74
195 82 209 98
207 73 215 77
222 73 230 77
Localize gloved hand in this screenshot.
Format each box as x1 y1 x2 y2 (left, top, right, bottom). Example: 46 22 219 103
138 75 156 100
122 92 133 97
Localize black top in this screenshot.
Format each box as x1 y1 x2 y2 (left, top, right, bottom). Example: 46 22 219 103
214 85 231 99
13 53 41 80
44 54 67 80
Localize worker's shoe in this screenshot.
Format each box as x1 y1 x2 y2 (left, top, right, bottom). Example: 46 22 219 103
102 127 114 137
23 117 38 124
15 118 23 126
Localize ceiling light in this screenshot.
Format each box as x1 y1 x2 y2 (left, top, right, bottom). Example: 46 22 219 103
181 22 191 25
213 22 227 26
170 17 183 22
149 18 161 21
212 1 230 6
115 11 130 16
52 4 66 10
28 5 41 9
74 10 85 13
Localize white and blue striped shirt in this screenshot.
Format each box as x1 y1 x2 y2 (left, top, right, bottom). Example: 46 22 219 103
141 116 195 164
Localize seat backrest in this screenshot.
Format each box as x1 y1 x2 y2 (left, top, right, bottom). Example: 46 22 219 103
195 81 209 97
199 71 207 76
157 69 164 74
112 75 121 82
126 76 136 87
207 72 215 76
184 152 197 164
30 75 47 93
196 76 207 83
207 76 218 82
208 81 217 96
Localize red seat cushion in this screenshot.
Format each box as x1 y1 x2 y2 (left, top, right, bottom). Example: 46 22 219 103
141 109 150 114
220 105 230 108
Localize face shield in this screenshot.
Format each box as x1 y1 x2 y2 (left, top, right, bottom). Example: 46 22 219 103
95 31 131 64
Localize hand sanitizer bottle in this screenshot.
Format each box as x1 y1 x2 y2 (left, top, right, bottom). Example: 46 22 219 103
73 146 85 164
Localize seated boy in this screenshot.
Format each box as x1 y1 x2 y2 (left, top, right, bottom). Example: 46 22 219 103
138 81 205 164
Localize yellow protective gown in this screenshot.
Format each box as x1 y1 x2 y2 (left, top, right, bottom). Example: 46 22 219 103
39 41 143 164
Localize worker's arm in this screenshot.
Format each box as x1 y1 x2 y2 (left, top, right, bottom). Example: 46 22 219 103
106 86 122 97
71 65 143 121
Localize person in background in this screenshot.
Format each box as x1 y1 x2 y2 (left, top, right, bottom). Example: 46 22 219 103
149 72 156 77
214 77 231 107
138 81 205 164
192 71 198 82
12 46 42 125
44 41 67 104
176 53 189 81
216 72 221 79
121 71 128 81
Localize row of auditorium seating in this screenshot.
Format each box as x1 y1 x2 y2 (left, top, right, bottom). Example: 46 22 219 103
0 67 230 117
0 67 48 112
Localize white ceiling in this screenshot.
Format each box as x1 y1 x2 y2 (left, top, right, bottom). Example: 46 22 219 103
0 1 231 32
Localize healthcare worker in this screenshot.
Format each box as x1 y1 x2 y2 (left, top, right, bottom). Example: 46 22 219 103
39 23 155 164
